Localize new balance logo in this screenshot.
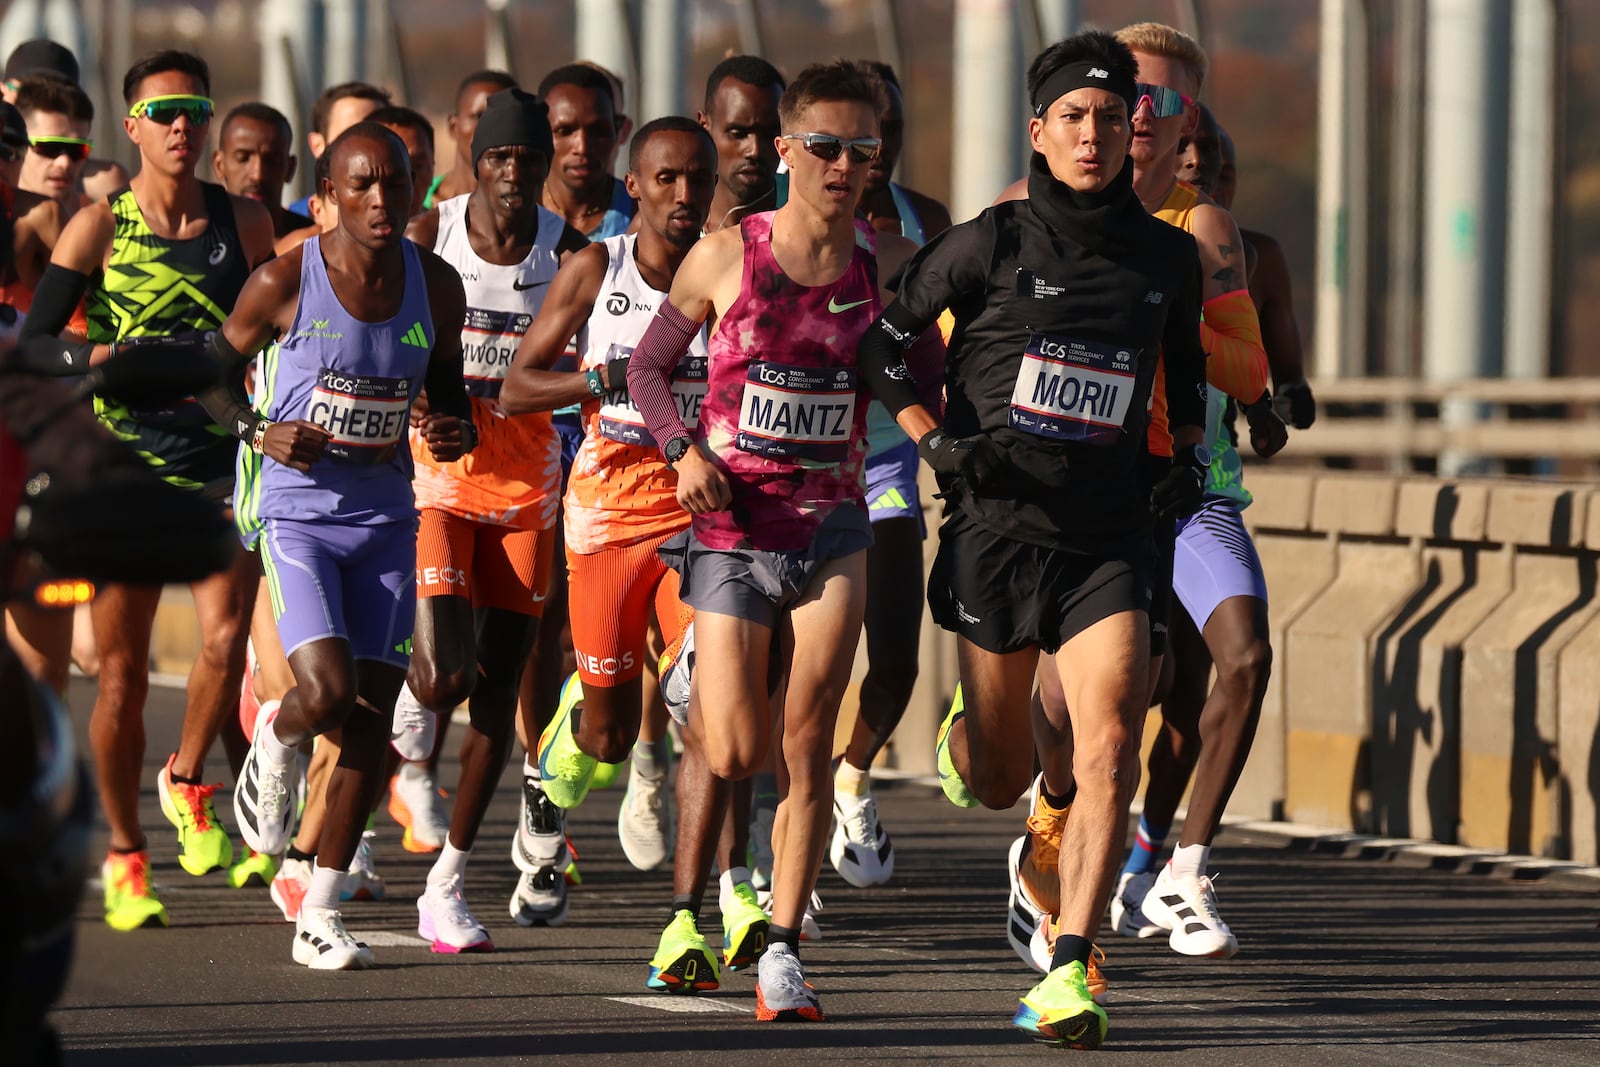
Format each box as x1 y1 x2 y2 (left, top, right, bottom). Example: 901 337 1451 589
401 322 429 347
1144 290 1165 304
1088 67 1109 78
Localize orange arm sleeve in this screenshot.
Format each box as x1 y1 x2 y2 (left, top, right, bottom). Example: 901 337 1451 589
1200 288 1270 403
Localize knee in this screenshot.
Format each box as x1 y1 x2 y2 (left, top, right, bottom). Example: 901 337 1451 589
1215 638 1272 702
412 663 475 711
866 657 919 707
582 710 636 764
94 657 149 713
704 730 764 782
968 759 1032 811
298 674 357 734
1074 727 1143 793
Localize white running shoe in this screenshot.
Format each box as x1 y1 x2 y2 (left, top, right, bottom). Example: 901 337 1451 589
755 888 824 941
418 875 493 953
828 791 894 888
390 683 438 762
1005 834 1045 968
392 762 449 853
755 942 823 1021
293 906 375 970
659 622 694 726
271 855 312 922
617 766 672 872
509 866 569 927
341 830 386 902
1109 870 1161 938
234 703 300 856
512 773 569 874
1140 864 1239 959
749 804 776 892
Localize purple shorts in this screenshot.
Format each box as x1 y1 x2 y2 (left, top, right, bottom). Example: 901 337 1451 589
863 437 924 535
260 517 416 668
1172 496 1268 629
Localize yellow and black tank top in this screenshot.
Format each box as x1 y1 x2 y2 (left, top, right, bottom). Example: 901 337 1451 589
86 182 250 498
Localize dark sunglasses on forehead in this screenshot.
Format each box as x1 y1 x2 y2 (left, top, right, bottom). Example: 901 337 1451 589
1133 83 1195 119
782 132 881 165
127 94 215 126
29 135 93 162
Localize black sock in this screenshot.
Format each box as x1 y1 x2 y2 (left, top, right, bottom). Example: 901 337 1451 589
286 845 314 863
767 923 800 954
1052 933 1092 972
670 894 701 922
168 760 202 787
1041 782 1077 809
110 842 147 855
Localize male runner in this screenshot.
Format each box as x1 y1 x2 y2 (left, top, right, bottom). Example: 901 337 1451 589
212 121 475 969
18 50 276 929
287 81 391 218
13 78 93 211
399 88 588 938
537 64 634 240
212 102 312 238
629 60 912 1021
858 32 1208 1047
3 39 129 201
699 56 785 234
427 70 519 208
372 106 436 218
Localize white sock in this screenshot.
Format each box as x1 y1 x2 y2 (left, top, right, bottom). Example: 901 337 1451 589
834 759 870 799
304 862 345 913
1168 842 1210 882
259 707 297 769
523 755 539 780
429 841 471 887
720 865 752 898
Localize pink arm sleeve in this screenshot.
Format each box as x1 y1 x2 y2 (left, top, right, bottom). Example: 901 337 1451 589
624 301 701 455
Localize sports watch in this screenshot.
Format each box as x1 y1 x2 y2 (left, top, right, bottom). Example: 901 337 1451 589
663 435 693 470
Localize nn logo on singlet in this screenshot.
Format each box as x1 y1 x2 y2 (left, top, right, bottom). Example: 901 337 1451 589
296 317 344 341
401 322 430 348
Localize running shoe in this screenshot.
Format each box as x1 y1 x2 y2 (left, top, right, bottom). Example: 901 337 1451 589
590 756 627 791
341 829 386 902
617 764 672 872
536 673 596 809
719 879 770 971
1140 864 1239 958
390 683 438 762
509 866 569 927
238 650 262 739
227 846 277 889
293 906 375 970
1005 834 1044 966
1025 917 1110 1003
936 685 979 808
646 909 720 993
1012 960 1107 1050
418 875 493 953
157 755 233 876
271 855 312 922
388 761 449 853
755 942 822 1021
234 702 301 856
749 803 776 892
102 850 168 931
659 621 695 726
512 774 570 874
1017 775 1066 916
828 791 894 887
1109 870 1162 938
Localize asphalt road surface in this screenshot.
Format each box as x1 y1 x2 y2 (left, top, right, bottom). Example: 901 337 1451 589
52 680 1600 1065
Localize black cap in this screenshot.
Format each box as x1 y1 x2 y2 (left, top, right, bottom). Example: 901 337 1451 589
5 39 79 85
471 88 553 167
0 102 27 148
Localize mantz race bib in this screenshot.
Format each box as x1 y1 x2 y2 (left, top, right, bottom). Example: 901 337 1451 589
598 345 706 448
736 361 857 463
461 307 533 398
307 367 411 463
1008 333 1139 445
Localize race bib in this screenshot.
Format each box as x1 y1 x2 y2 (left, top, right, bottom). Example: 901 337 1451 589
307 367 412 463
461 307 533 398
736 361 857 463
1008 333 1139 445
597 346 706 448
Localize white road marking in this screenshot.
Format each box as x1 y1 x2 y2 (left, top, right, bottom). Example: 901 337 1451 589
606 996 748 1014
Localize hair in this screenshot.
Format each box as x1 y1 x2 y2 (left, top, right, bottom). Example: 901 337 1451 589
454 69 518 109
575 60 627 114
312 140 333 194
537 64 616 111
777 59 887 132
627 114 715 172
368 105 435 151
310 81 392 137
220 101 291 143
856 59 899 92
122 50 210 105
1115 21 1208 96
1026 30 1139 110
703 55 785 112
14 76 92 124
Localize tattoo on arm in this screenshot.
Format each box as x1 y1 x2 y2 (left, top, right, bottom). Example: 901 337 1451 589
1212 265 1240 287
1218 243 1239 260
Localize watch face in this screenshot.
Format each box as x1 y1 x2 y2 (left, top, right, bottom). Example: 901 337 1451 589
1193 446 1211 467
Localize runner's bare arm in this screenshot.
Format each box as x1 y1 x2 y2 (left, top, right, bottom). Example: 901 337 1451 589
405 207 439 249
230 194 279 268
417 250 474 462
498 242 608 415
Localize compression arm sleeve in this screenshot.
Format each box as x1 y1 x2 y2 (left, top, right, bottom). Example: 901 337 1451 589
1162 262 1207 434
423 343 474 426
1200 288 1270 403
626 301 701 453
16 265 94 372
857 301 933 418
197 331 263 442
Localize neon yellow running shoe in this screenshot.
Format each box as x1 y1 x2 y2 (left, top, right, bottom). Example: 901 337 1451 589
646 909 720 993
227 846 278 888
157 754 235 876
103 850 169 931
537 673 596 809
589 756 627 791
937 685 979 809
719 880 769 971
1012 960 1108 1050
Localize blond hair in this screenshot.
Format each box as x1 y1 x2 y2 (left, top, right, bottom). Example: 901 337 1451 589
1115 22 1207 97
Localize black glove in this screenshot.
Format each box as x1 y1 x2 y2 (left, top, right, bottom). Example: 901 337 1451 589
1149 443 1208 522
918 429 1004 493
1243 391 1288 458
1274 380 1316 429
603 355 631 395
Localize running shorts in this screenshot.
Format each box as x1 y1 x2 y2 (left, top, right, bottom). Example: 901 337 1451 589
554 410 584 496
260 517 415 669
567 529 693 687
863 437 925 535
1172 495 1268 629
414 508 555 616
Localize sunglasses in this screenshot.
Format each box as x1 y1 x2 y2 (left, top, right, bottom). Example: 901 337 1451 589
127 94 215 126
29 135 93 161
782 132 881 165
1133 83 1195 119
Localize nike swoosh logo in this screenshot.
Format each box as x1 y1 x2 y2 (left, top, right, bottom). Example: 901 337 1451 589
513 278 549 291
828 297 871 314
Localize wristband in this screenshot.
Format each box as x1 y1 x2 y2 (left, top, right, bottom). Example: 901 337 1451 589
585 367 605 397
251 420 271 455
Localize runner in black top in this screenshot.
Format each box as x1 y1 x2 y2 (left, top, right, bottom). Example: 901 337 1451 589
857 30 1207 1050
